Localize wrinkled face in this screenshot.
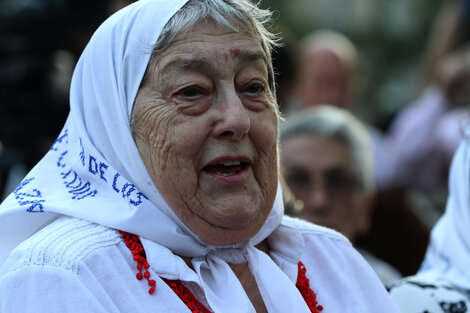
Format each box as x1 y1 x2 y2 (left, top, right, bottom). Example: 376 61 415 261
132 21 279 246
296 49 351 109
281 134 367 240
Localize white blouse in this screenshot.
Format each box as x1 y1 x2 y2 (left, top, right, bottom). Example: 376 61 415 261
0 216 399 313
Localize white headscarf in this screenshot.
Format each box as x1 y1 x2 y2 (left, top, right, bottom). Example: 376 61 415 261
0 1 312 312
418 127 470 289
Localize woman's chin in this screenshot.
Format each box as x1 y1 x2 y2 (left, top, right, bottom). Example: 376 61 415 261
168 187 274 245
207 208 259 229
192 209 268 246
199 195 268 228
197 226 260 246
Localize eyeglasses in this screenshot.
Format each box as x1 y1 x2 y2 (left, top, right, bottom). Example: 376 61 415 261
284 167 361 198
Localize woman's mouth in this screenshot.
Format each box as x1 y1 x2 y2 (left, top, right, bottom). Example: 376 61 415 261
203 157 251 182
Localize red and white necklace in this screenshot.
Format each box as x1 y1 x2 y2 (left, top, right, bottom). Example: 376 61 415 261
120 231 323 313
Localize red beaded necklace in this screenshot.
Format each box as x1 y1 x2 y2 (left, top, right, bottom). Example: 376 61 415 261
120 231 323 313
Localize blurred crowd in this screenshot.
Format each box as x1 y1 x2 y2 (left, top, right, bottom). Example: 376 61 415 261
2 0 470 311
275 0 470 310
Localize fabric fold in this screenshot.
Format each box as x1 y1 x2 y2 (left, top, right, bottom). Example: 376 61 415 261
418 127 470 289
247 247 311 313
193 254 255 313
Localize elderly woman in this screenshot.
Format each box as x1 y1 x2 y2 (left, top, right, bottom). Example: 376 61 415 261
0 1 400 312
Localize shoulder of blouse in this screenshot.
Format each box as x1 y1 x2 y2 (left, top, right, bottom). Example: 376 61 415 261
281 215 352 246
0 216 123 276
389 276 470 313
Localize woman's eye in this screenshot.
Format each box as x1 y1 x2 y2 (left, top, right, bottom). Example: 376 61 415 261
177 86 204 99
244 82 265 95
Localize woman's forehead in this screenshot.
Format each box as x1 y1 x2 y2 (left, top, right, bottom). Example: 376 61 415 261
152 26 268 73
164 21 262 52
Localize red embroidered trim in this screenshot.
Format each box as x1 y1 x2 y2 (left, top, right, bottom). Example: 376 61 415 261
120 231 323 312
297 261 323 312
162 278 212 313
120 231 156 294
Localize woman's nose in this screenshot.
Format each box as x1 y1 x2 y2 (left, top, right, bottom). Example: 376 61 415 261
212 90 250 140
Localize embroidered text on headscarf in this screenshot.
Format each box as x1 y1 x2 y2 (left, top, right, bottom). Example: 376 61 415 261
14 127 149 213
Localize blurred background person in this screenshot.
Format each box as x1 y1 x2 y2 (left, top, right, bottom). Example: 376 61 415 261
359 1 470 273
388 129 470 312
378 43 470 197
280 30 433 275
290 30 360 111
280 105 402 286
374 0 470 202
284 29 390 201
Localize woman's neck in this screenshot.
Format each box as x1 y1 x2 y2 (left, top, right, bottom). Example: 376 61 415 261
229 261 268 313
181 239 271 312
231 240 270 312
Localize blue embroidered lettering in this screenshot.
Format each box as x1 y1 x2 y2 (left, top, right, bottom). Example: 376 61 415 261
61 169 98 200
79 138 85 166
19 199 45 205
112 173 121 193
14 177 35 194
74 190 97 200
70 180 91 194
15 188 42 200
68 181 97 200
19 199 45 212
57 150 68 168
26 201 45 213
89 155 98 174
51 129 68 151
14 177 46 212
129 192 148 207
62 170 79 188
121 183 135 198
111 173 147 206
99 163 108 182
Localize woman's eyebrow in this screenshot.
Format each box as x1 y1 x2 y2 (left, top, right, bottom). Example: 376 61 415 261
235 50 268 67
161 57 215 76
156 58 215 85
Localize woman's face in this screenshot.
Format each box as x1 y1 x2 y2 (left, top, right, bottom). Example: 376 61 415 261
132 21 279 246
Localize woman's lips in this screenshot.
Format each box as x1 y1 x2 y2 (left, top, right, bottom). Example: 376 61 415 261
203 156 251 183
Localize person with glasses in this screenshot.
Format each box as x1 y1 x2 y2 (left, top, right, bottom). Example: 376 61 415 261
280 105 401 286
